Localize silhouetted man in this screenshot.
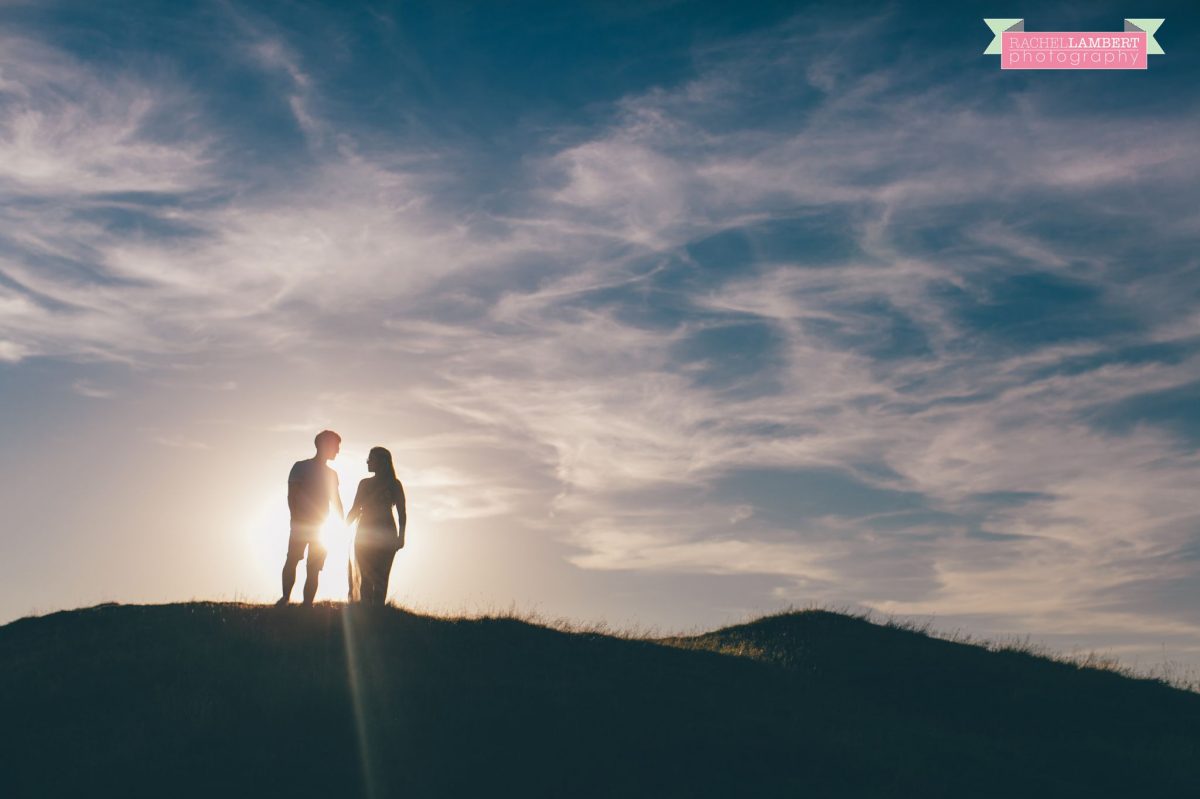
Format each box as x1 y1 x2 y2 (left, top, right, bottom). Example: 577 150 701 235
278 430 345 606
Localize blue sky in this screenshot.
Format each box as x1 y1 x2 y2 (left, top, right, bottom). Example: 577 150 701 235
2 0 1200 672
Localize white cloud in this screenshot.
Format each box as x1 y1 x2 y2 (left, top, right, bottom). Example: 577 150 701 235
0 338 27 361
0 36 211 196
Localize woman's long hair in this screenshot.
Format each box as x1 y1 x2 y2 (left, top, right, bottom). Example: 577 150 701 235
370 446 397 482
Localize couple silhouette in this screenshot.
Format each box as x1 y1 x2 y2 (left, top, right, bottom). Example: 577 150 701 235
278 430 406 607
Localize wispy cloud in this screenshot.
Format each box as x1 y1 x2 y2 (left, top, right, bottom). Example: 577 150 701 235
0 36 211 196
71 379 116 399
153 434 211 450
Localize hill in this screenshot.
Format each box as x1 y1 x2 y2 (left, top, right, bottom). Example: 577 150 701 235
1 603 1197 798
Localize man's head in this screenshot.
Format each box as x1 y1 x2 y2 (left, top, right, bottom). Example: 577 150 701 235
314 430 341 462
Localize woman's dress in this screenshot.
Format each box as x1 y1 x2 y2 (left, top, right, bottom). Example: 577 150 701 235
348 477 406 605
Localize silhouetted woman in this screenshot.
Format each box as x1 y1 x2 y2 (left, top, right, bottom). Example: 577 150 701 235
346 447 406 606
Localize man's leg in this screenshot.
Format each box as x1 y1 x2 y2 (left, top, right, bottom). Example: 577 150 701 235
302 559 320 605
302 540 328 606
280 539 304 604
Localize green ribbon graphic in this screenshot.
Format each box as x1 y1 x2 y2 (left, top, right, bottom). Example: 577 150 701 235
983 19 1023 55
984 18 1164 56
1125 19 1165 54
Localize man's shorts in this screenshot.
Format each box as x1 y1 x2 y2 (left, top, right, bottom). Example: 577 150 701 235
286 531 327 571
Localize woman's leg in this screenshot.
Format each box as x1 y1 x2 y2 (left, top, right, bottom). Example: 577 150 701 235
354 540 373 604
347 554 360 603
367 548 383 606
362 547 393 606
374 551 395 606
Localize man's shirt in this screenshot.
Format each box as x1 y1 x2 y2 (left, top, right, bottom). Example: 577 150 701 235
288 458 339 533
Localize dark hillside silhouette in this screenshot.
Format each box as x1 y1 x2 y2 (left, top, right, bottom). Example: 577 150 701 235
1 603 1198 798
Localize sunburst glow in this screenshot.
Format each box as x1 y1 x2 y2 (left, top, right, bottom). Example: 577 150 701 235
319 512 353 601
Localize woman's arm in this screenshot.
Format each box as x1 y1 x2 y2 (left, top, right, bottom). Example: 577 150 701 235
345 479 366 525
394 480 407 533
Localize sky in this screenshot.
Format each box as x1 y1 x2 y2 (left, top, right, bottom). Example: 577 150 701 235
2 0 1200 673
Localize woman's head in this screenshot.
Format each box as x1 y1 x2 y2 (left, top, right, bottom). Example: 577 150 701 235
367 446 396 480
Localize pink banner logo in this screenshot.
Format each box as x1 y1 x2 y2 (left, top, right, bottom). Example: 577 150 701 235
1004 32 1145 70
983 19 1164 70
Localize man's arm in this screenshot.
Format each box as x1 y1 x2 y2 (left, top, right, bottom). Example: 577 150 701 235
288 481 300 518
287 464 305 518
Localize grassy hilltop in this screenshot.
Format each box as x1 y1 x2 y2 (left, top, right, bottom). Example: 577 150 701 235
1 603 1198 798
